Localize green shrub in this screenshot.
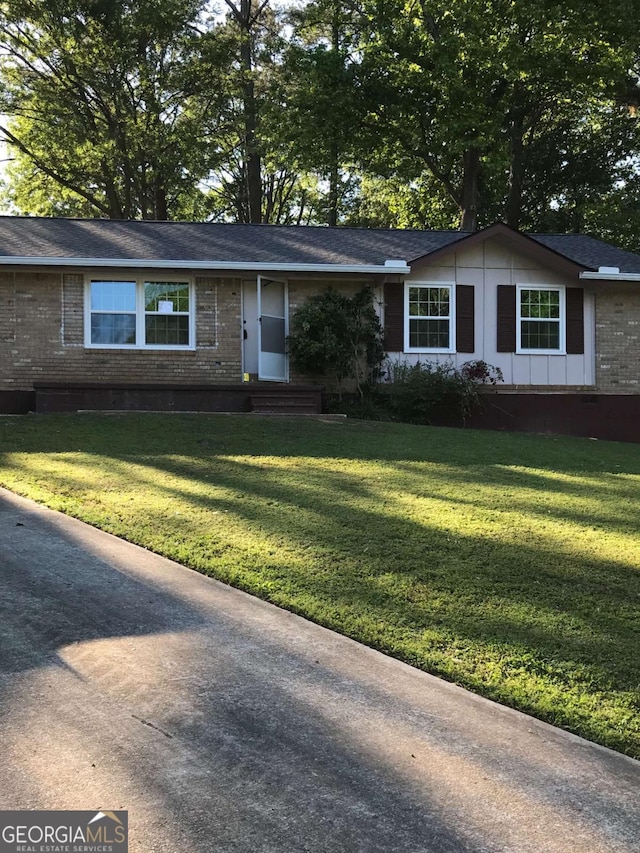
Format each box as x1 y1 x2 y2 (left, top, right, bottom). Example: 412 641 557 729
287 287 385 397
325 359 504 424
374 360 484 425
460 359 504 385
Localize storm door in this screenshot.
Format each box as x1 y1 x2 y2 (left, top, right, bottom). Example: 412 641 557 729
257 276 288 381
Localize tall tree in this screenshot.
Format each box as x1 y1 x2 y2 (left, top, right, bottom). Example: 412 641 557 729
355 0 640 231
220 0 266 222
0 0 228 219
281 0 362 225
202 0 324 224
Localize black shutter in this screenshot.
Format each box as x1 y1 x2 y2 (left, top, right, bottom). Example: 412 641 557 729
566 287 584 354
384 282 404 351
497 285 516 352
455 285 475 353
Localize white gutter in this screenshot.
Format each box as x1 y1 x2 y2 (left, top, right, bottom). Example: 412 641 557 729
581 266 640 282
0 256 411 274
580 271 640 281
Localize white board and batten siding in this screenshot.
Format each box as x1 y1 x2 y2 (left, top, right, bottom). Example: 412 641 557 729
383 236 595 387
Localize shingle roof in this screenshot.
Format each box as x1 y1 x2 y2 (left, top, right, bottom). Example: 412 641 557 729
0 217 462 266
530 233 640 274
0 216 638 273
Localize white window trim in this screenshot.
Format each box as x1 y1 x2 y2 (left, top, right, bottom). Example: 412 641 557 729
84 275 196 350
404 281 456 354
516 283 566 355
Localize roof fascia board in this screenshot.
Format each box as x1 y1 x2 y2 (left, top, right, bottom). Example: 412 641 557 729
580 271 640 281
0 257 411 275
409 222 587 277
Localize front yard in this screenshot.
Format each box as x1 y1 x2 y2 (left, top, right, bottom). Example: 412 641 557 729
0 413 638 757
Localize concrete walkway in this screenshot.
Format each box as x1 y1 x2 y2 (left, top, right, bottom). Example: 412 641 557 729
0 486 638 853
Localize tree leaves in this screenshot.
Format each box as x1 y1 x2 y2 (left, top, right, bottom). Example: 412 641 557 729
353 0 640 233
0 0 638 246
0 0 220 218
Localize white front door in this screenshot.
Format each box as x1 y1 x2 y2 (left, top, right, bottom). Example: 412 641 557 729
257 276 288 381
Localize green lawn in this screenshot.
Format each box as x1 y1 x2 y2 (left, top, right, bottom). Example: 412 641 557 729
1 413 639 757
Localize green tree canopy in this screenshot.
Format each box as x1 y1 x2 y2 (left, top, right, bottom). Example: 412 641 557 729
0 0 639 250
353 0 640 232
0 0 226 218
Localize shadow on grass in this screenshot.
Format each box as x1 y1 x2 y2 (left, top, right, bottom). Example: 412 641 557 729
0 414 639 755
4 412 640 470
0 494 492 852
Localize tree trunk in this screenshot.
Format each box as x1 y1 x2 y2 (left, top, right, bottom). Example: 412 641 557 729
263 172 275 222
459 146 480 231
328 138 339 226
103 166 124 219
243 82 262 223
240 0 262 223
506 113 525 229
154 181 168 220
327 8 340 227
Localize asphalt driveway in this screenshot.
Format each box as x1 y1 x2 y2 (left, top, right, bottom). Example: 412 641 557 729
0 486 638 852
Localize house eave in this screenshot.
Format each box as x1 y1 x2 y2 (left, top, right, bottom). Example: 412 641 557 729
0 256 411 275
580 271 640 282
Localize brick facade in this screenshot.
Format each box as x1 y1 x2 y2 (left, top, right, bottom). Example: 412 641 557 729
2 266 640 397
595 287 640 393
0 270 243 391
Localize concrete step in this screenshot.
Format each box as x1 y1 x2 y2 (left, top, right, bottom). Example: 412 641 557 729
250 393 321 414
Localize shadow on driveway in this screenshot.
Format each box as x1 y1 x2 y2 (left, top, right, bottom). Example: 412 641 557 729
0 488 638 853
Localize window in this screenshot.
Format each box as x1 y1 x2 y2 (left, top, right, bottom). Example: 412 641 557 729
405 283 455 352
144 281 191 346
86 278 194 349
90 280 137 345
517 285 565 353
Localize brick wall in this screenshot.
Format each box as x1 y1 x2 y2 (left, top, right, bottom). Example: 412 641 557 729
287 277 367 314
595 288 640 393
0 270 243 390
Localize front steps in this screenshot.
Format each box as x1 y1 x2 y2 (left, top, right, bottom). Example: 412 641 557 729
250 389 322 415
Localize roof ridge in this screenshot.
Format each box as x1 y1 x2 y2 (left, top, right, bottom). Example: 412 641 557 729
0 215 464 236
